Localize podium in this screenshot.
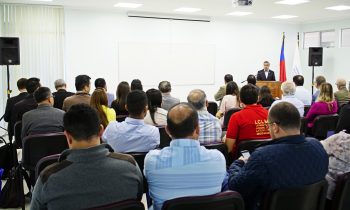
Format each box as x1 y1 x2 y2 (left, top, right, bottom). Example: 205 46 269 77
256 81 282 99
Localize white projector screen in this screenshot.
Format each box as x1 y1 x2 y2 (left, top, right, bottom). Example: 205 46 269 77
118 42 215 86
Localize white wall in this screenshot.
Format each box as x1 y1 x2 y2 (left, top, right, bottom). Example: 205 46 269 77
300 19 350 92
64 9 300 101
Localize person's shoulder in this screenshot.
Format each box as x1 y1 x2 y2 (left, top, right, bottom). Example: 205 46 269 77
202 146 225 161
40 160 73 184
107 152 137 166
52 107 65 114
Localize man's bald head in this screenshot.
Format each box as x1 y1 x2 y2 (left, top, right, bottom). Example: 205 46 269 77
187 89 207 110
167 103 199 139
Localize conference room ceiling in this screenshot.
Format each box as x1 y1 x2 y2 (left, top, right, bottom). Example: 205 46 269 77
1 0 350 23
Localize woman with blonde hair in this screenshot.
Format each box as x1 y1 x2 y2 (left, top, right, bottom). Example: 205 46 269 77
306 83 338 128
91 88 116 128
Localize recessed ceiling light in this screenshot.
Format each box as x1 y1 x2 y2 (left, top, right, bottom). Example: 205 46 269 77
114 3 143 8
275 0 309 5
31 0 53 1
272 15 298 19
174 8 201 13
226 11 253 16
325 5 350 11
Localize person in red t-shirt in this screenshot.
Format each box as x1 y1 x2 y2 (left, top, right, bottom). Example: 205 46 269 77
225 84 271 157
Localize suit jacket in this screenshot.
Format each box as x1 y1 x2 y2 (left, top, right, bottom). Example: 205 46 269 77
53 89 74 110
21 104 65 139
9 94 38 137
3 92 29 122
256 69 276 81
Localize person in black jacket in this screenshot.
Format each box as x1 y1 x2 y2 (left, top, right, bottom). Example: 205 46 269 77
52 79 74 110
256 61 276 81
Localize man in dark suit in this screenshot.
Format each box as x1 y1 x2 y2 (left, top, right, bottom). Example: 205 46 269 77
257 61 276 81
9 77 41 138
53 79 74 110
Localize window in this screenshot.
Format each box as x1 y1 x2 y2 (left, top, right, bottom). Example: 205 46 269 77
321 30 336 48
303 30 336 48
341 28 350 47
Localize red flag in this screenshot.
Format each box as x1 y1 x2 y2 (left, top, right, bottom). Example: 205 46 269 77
279 33 287 82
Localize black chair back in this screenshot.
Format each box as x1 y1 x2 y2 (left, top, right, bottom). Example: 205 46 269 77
116 115 128 122
262 180 328 210
304 105 311 117
300 117 308 135
159 127 172 149
85 199 145 210
204 143 229 166
312 114 339 140
236 139 271 159
35 154 60 180
207 102 218 117
126 152 148 193
331 172 350 210
14 121 22 148
223 108 241 131
162 191 244 210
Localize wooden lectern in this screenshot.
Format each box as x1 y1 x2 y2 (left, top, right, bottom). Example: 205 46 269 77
256 81 282 99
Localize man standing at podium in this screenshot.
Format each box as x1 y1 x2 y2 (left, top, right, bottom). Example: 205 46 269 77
257 61 276 81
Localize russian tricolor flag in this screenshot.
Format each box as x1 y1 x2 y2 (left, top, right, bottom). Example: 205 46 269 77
279 33 287 82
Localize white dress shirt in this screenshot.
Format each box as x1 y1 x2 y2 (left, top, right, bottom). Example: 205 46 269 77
295 86 312 106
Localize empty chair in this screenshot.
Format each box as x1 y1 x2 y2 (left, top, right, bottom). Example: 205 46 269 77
126 152 148 193
330 172 350 210
262 180 328 210
35 154 60 180
204 143 229 166
21 132 69 186
13 121 22 148
162 191 244 210
222 108 241 131
207 102 218 117
312 114 339 140
85 199 145 210
236 139 271 159
158 127 172 149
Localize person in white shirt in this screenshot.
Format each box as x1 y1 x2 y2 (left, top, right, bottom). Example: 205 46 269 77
270 81 305 117
293 75 311 106
144 88 168 126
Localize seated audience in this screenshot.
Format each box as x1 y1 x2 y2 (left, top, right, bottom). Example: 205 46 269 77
144 89 167 126
90 89 116 128
216 81 240 124
131 79 143 91
31 104 143 209
11 77 41 131
52 79 74 110
4 78 28 138
95 78 115 107
21 87 64 139
225 84 270 157
312 75 326 103
334 78 350 107
293 75 311 105
270 81 304 116
144 103 226 210
321 131 350 200
247 74 260 92
63 75 91 112
103 90 160 152
214 74 233 101
306 83 338 128
158 81 180 110
187 89 222 144
257 86 275 107
336 102 350 133
223 102 329 210
111 81 130 116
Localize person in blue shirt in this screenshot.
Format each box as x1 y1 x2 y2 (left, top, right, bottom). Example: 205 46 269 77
223 102 329 210
144 103 226 210
102 90 160 152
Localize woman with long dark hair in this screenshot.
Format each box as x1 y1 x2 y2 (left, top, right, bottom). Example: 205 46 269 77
111 81 130 116
258 86 275 107
91 89 116 128
144 88 167 126
216 81 241 125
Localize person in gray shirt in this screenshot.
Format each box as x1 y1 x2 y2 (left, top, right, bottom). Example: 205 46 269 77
158 81 180 110
21 87 65 139
31 104 143 210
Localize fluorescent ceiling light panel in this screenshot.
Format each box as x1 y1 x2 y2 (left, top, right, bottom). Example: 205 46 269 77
272 15 298 19
174 8 201 13
325 5 350 11
114 3 143 8
275 0 309 5
31 0 53 1
227 11 253 16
